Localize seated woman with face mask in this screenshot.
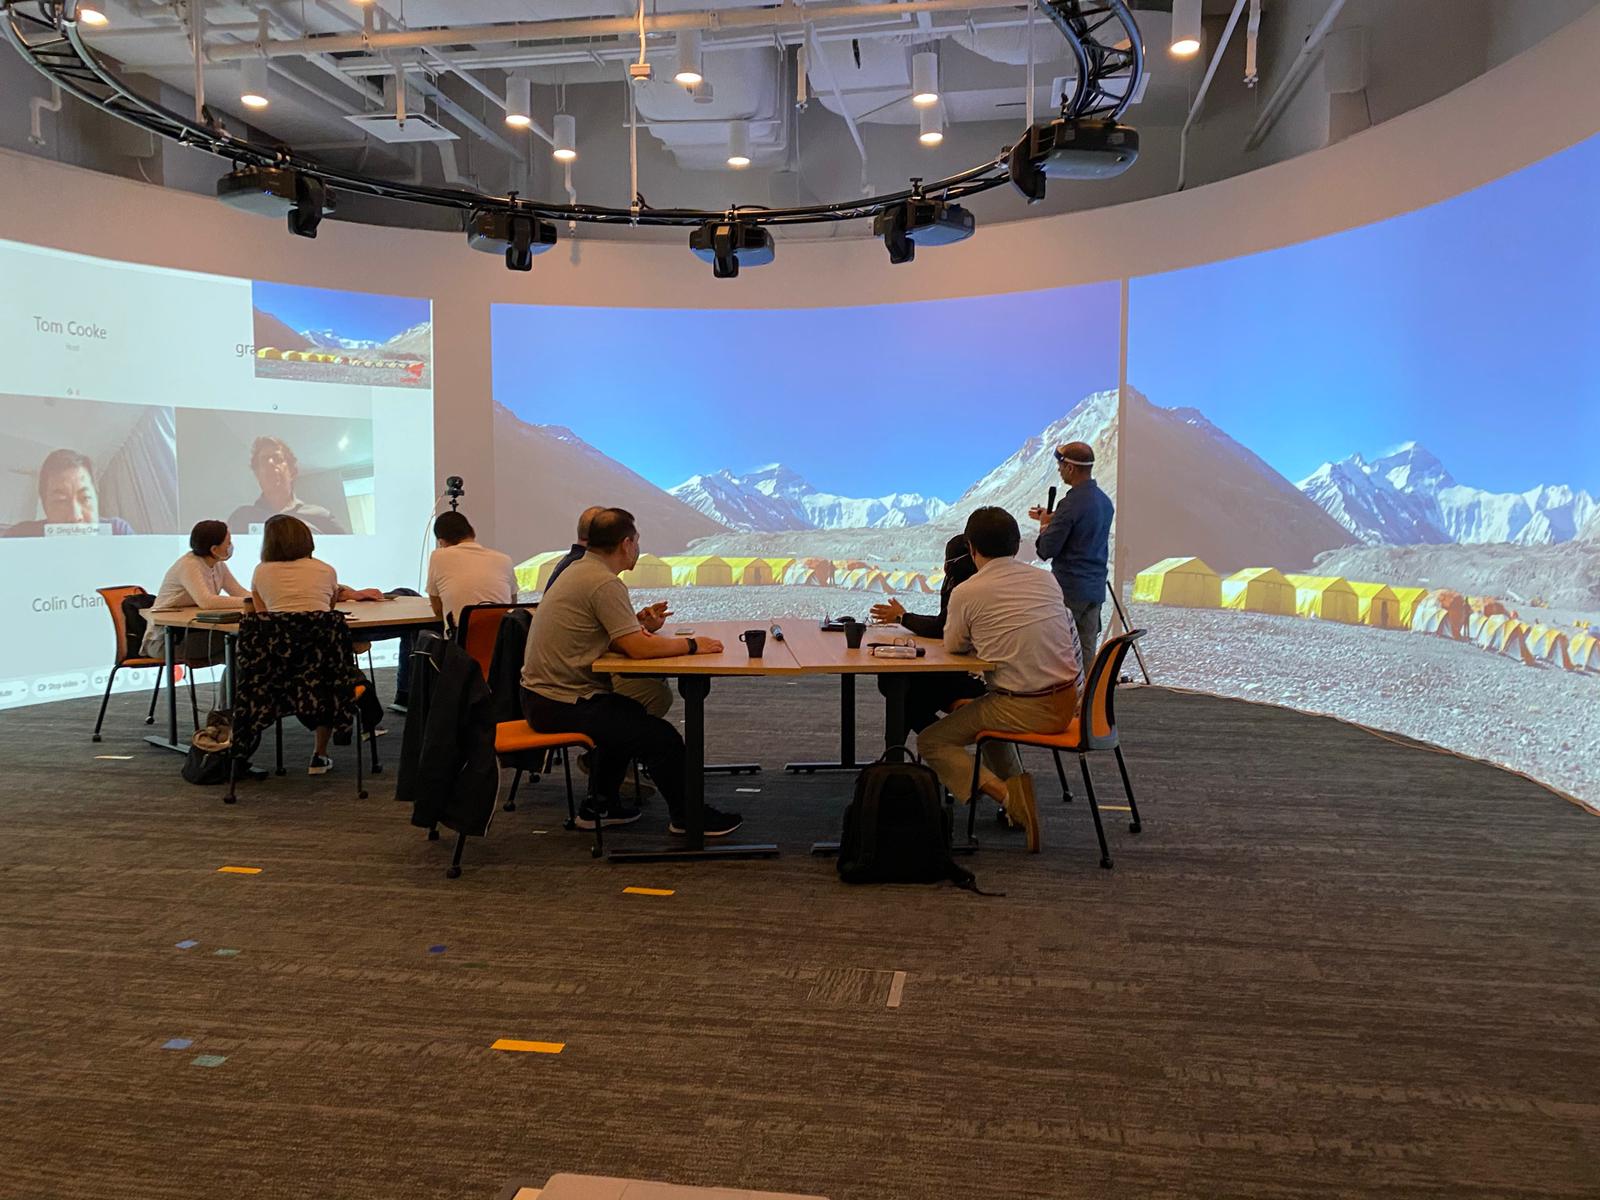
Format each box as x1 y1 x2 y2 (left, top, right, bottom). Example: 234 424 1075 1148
142 519 252 664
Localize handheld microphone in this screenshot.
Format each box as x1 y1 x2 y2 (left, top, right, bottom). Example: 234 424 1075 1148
1046 485 1057 513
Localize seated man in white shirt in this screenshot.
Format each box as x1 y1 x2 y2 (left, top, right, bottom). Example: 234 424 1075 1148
915 506 1083 853
425 511 517 632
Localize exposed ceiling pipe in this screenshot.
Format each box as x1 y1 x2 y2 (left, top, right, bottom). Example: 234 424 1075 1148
1245 0 1349 151
1176 0 1249 190
310 0 555 147
207 0 1008 61
28 82 63 145
803 23 869 194
1245 0 1262 86
188 0 204 123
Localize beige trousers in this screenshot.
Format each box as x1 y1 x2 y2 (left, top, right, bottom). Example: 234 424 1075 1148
612 676 674 719
915 689 1077 801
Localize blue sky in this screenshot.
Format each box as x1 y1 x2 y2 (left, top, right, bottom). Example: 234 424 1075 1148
252 280 430 342
1129 133 1600 495
492 282 1120 500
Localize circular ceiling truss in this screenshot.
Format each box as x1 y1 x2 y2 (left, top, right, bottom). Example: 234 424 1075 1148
2 0 1144 231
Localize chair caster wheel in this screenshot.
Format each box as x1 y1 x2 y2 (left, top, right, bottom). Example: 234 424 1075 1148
224 795 237 805
563 819 575 831
446 866 461 879
358 789 369 800
428 828 440 841
92 734 102 743
1129 822 1141 834
371 765 383 775
1099 858 1113 870
1062 795 1073 804
503 801 517 812
590 847 601 859
275 768 286 777
144 717 155 725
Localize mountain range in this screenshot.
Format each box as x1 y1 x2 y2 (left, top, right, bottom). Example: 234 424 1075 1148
1297 442 1596 547
668 464 949 532
249 308 432 358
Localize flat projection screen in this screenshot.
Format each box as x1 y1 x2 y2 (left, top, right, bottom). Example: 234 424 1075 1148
0 240 435 708
491 283 1121 618
1122 133 1600 809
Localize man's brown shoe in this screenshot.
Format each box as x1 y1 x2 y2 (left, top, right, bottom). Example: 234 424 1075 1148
1005 773 1041 852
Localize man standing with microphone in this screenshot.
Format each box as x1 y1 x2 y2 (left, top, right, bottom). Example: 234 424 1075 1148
1030 440 1115 672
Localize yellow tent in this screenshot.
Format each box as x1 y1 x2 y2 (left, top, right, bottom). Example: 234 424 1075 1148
1349 581 1403 629
1220 567 1297 616
1392 586 1429 627
256 347 284 360
783 557 834 586
620 553 673 589
1525 625 1575 669
514 550 568 594
886 569 931 593
662 555 733 586
721 556 775 585
763 557 796 580
1284 574 1360 623
839 567 891 592
1132 557 1221 608
1567 630 1600 671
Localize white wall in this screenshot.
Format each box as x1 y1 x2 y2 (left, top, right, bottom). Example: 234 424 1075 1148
1 4 1597 549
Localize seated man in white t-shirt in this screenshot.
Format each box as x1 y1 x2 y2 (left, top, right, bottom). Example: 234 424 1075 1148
425 511 517 632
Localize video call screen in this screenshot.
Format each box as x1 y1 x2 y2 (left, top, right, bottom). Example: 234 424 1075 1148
0 240 435 707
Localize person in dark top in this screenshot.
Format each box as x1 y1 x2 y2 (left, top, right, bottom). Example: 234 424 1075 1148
2 448 135 537
869 533 987 732
544 505 606 594
1030 440 1114 671
226 436 348 536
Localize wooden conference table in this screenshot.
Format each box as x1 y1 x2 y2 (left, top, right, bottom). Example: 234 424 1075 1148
144 597 441 753
597 618 992 863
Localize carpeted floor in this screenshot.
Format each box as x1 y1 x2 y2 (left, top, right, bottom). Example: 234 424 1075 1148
1 675 1597 1200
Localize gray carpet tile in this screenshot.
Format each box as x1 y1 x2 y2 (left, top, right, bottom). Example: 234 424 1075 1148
1 674 1597 1200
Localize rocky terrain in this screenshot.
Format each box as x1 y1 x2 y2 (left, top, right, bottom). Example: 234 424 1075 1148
1128 603 1599 811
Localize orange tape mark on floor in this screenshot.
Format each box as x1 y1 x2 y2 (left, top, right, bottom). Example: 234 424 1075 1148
216 866 263 875
622 887 675 897
491 1038 565 1054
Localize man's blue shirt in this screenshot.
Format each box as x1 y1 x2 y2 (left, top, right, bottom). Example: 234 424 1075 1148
1035 479 1114 604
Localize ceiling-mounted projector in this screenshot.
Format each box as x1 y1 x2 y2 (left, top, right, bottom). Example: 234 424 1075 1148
467 209 558 271
872 197 976 264
1007 118 1139 203
216 165 336 237
689 220 774 279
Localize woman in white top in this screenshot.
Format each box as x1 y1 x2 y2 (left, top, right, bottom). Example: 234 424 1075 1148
142 520 252 663
250 514 385 773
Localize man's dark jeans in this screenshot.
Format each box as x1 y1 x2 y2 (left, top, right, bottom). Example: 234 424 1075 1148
521 687 686 820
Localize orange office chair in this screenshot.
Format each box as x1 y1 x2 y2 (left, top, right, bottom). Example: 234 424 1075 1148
92 585 195 742
967 630 1145 869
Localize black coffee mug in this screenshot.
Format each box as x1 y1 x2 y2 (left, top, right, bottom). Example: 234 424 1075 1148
841 619 865 649
739 628 767 657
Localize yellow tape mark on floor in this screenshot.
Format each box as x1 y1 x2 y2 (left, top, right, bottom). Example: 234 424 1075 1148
622 886 675 897
491 1038 565 1054
216 866 263 874
1100 805 1132 812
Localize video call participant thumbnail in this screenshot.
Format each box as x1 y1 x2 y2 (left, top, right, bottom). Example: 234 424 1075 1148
2 449 134 538
227 436 348 536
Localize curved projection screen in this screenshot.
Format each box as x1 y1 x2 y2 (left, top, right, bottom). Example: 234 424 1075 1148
1122 132 1600 809
0 239 435 708
491 283 1120 615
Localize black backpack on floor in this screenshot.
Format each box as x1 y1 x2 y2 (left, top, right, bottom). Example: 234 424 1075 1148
838 747 985 891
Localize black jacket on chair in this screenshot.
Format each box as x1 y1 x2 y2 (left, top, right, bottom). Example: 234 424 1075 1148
399 631 498 837
485 606 533 725
231 611 368 755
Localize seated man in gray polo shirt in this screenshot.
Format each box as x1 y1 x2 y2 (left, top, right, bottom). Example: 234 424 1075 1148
520 507 743 836
915 506 1083 852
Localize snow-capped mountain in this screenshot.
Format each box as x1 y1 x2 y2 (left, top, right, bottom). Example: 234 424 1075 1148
1297 455 1449 546
1297 440 1596 546
668 463 949 532
298 328 382 350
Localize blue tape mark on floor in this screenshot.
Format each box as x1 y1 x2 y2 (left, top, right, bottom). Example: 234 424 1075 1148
162 1038 193 1050
175 940 198 950
428 945 447 954
191 1055 227 1068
